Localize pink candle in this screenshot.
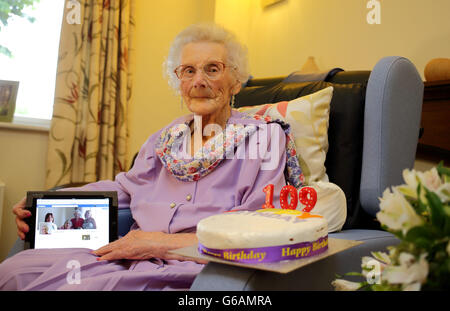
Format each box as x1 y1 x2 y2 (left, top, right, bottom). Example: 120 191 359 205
262 184 275 209
280 185 298 210
299 187 317 212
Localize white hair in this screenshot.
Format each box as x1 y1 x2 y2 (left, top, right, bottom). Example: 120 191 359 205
164 23 250 93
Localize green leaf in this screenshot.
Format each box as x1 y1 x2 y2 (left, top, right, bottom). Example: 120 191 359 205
0 44 12 57
443 207 450 236
382 224 404 239
405 225 435 241
425 188 446 231
415 183 429 216
437 161 450 177
344 272 365 277
415 237 434 249
0 0 40 55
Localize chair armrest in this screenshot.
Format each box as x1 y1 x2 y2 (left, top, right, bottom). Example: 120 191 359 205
6 238 27 259
118 208 134 237
360 56 424 216
190 230 399 291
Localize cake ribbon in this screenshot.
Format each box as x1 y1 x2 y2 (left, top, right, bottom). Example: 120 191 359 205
198 236 328 264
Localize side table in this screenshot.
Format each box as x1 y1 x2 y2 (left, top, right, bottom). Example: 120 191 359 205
417 80 450 165
0 179 4 237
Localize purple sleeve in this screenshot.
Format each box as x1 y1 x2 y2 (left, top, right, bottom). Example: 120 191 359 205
233 123 287 211
60 129 162 209
62 179 131 208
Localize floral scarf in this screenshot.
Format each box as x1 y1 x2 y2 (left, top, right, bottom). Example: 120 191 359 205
155 114 304 188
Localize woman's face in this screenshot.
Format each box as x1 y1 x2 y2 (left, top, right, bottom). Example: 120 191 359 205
47 215 54 222
178 41 241 116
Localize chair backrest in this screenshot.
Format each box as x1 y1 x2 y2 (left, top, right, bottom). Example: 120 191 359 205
358 57 423 220
235 72 371 229
235 57 423 230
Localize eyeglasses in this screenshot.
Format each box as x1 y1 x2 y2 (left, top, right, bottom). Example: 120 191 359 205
174 61 236 81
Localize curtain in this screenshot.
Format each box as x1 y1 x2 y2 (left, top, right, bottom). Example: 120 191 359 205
46 0 135 189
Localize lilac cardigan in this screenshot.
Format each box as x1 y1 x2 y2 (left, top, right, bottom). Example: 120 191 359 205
0 110 287 290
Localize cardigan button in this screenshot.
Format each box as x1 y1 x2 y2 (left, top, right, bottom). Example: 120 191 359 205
186 194 192 201
170 202 176 208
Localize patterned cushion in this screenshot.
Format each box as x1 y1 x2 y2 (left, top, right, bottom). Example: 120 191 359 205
237 86 347 232
237 86 334 184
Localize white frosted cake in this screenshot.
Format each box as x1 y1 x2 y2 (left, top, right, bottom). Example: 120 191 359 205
196 209 328 263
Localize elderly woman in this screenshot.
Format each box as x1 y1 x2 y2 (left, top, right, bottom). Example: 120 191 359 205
42 213 57 234
82 210 96 229
1 23 300 291
70 209 84 229
60 219 73 230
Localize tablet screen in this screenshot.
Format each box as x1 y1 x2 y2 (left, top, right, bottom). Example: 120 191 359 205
33 197 111 249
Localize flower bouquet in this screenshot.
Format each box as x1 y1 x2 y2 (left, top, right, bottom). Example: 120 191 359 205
332 162 450 291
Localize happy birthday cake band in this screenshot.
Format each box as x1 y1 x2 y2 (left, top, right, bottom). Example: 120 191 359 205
198 236 328 263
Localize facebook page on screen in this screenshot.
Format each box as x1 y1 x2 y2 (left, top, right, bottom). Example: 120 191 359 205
34 198 110 249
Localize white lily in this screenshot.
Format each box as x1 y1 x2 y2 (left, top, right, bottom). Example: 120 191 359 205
371 251 391 265
435 183 450 203
361 252 390 277
332 279 362 291
402 282 422 291
332 163 449 292
397 169 420 199
417 167 442 192
377 188 424 235
382 253 428 286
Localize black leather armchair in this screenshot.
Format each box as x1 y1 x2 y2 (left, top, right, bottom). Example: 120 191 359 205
8 56 424 291
190 56 424 290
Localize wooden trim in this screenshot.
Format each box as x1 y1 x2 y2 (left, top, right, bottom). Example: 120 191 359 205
423 80 450 101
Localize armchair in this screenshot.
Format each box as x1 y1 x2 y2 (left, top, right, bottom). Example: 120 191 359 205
190 56 424 290
7 56 424 291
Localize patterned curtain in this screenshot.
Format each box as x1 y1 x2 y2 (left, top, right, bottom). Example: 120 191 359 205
46 0 135 189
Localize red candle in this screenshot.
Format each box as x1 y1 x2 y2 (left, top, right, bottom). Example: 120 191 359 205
299 187 317 212
280 185 298 210
262 184 275 209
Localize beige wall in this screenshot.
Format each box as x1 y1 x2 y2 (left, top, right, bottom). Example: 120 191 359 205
0 128 48 261
0 0 215 262
128 0 215 162
1 0 446 261
214 0 445 170
215 0 450 79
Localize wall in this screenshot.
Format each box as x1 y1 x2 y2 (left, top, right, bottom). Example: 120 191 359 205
128 0 215 162
215 0 448 172
0 0 215 262
215 0 450 79
1 0 446 261
0 127 49 261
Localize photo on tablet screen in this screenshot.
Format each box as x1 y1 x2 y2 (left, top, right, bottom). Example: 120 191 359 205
34 197 110 249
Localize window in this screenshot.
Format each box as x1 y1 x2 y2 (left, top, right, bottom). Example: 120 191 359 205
0 0 65 122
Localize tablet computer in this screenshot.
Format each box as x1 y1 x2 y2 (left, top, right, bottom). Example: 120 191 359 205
24 191 118 249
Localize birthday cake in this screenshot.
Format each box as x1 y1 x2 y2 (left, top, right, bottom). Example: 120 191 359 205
196 209 328 263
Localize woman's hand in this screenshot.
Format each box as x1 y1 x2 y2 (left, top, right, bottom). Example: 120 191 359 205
92 230 208 264
12 196 31 240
